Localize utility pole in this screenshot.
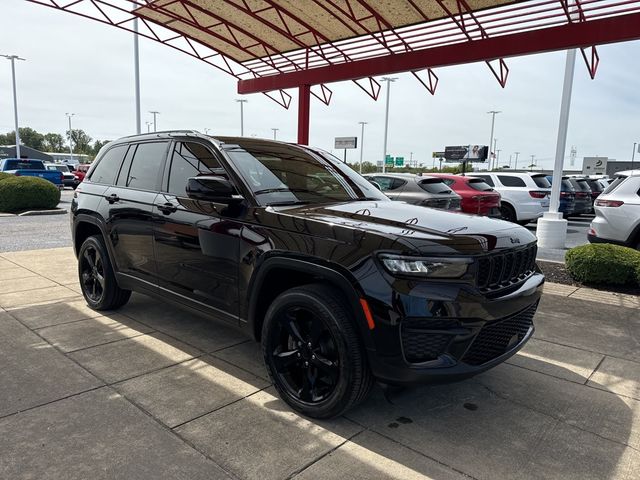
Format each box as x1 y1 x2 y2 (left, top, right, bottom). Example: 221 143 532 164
146 122 152 133
271 128 279 140
358 121 367 173
514 151 520 170
149 111 159 132
380 77 397 173
236 99 248 136
487 110 501 170
492 139 498 170
530 154 535 171
1 54 25 160
496 149 501 168
633 142 637 171
65 113 76 162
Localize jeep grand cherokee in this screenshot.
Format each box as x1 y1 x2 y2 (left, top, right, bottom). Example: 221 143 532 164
71 132 543 418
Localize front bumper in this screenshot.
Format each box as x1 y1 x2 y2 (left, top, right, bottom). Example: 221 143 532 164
360 271 544 385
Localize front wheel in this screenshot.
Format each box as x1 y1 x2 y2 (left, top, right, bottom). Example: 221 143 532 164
78 235 131 311
262 284 373 419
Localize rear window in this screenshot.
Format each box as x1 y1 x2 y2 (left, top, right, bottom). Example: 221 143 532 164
119 142 168 191
467 178 493 191
576 180 592 191
531 175 551 188
587 179 603 192
561 179 574 190
371 176 406 191
602 177 626 195
498 175 526 187
418 178 453 194
474 175 494 186
3 159 45 170
89 145 128 185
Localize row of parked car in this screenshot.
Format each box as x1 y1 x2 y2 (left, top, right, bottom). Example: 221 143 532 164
0 157 89 189
364 171 611 225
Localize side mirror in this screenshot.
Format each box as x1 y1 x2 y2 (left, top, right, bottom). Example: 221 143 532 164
186 176 243 204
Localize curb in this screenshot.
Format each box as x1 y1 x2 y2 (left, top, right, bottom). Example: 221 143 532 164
543 281 639 309
17 208 68 217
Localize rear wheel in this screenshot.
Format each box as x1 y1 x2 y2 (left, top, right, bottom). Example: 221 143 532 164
500 203 517 223
78 235 131 311
262 284 373 418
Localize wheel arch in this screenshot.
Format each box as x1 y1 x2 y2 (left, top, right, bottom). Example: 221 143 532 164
73 213 118 273
246 256 374 351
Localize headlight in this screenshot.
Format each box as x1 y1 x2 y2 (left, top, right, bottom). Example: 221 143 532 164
379 254 470 278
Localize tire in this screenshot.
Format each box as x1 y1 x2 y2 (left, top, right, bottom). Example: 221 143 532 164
262 283 373 419
78 235 131 311
500 203 517 223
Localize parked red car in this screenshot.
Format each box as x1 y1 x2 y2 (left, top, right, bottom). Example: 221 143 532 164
428 173 501 216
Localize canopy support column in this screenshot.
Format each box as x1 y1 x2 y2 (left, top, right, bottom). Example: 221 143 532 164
297 85 310 145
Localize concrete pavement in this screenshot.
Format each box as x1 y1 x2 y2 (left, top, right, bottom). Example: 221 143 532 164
1 247 639 479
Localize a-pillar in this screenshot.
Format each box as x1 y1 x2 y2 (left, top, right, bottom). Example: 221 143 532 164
297 85 311 145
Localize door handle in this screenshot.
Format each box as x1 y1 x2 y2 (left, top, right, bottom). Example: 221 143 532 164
106 193 120 204
156 202 178 214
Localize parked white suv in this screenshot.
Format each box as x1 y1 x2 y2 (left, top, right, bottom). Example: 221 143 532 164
588 172 640 249
472 172 550 224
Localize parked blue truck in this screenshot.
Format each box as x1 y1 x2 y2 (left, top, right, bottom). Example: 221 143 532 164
0 158 64 189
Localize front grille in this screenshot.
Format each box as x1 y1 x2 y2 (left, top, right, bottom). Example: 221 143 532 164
462 303 537 366
401 319 458 363
477 244 537 292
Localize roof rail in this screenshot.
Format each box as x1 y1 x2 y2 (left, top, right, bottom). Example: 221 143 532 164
119 130 201 139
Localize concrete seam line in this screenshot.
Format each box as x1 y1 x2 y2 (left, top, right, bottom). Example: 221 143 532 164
584 355 608 386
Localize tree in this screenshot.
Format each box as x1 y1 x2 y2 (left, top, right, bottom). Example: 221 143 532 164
66 129 93 155
42 133 66 153
91 139 110 156
18 127 45 151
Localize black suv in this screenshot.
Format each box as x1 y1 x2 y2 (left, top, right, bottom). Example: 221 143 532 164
71 132 543 418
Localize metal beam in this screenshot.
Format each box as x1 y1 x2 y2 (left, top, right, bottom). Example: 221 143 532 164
238 12 640 94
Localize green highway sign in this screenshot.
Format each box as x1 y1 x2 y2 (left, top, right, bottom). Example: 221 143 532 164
395 156 404 166
385 155 394 165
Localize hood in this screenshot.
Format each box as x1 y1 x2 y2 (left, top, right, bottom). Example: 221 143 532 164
272 200 536 254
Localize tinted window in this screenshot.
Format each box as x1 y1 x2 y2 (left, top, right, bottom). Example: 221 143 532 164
369 176 406 191
167 142 224 196
561 179 574 191
602 177 626 195
3 159 45 170
531 175 551 188
418 179 452 194
441 178 455 186
587 179 603 193
498 175 526 187
467 178 494 191
90 145 128 184
119 142 168 191
576 180 592 192
474 175 494 186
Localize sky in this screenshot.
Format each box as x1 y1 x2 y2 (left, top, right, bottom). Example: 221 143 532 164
1 0 640 171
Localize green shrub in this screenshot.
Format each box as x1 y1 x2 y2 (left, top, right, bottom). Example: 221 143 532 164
0 172 13 182
565 243 640 286
0 176 61 213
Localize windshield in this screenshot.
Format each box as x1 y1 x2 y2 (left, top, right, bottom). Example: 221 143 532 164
220 140 387 206
3 159 45 170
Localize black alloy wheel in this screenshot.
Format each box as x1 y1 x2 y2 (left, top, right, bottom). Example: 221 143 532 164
78 235 131 310
262 284 373 418
269 305 340 403
80 245 105 303
500 204 517 223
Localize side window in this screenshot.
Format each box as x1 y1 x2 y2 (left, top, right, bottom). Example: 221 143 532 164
498 175 526 187
372 176 393 191
89 145 128 185
167 142 223 196
475 175 494 187
120 142 169 191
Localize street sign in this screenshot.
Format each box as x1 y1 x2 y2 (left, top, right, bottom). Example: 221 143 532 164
443 145 488 162
334 136 358 149
395 156 404 166
385 155 394 166
432 151 445 158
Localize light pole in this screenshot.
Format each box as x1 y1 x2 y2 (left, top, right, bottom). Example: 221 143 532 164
236 99 248 136
358 121 367 173
496 149 501 168
380 77 397 173
65 113 76 162
133 18 141 134
271 128 279 140
204 128 211 135
633 142 637 171
1 54 25 160
530 154 535 171
146 121 152 133
149 111 159 132
492 139 498 170
514 151 520 170
487 110 501 170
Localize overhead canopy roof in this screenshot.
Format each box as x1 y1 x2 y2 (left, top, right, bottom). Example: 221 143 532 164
135 0 519 63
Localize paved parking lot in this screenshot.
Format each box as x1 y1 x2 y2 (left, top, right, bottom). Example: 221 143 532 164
1 247 639 479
